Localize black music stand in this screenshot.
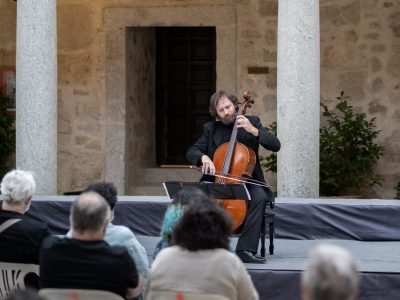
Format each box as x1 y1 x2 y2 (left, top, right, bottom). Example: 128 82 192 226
162 181 251 201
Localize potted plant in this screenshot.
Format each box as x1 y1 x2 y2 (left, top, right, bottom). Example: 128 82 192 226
0 90 15 178
261 91 384 196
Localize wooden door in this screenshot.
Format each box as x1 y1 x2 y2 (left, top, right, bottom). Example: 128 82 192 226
156 27 216 165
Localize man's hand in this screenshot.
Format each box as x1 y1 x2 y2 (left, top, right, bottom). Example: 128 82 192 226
201 155 216 175
236 115 259 137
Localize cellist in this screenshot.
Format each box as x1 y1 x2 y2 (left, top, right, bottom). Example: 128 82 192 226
186 90 281 264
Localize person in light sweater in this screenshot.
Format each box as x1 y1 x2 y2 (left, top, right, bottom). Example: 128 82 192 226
146 199 259 300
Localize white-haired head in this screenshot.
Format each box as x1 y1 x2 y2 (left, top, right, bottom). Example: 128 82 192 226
302 244 359 300
1 170 36 204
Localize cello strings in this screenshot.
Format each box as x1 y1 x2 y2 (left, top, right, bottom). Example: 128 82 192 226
213 171 268 186
189 166 269 188
211 173 270 188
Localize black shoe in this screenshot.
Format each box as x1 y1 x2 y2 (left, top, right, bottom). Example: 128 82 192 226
236 251 266 264
254 254 266 260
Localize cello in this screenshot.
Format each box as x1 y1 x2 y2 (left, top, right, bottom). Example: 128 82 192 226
212 91 256 231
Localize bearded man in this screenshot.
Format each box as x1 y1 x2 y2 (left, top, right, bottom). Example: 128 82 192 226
186 90 281 263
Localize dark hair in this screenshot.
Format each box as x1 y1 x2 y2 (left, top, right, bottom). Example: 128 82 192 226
172 187 209 206
173 200 232 251
209 90 238 118
71 192 110 232
83 182 118 209
227 94 239 104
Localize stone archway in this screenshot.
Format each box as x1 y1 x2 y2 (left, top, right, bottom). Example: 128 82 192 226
104 6 237 194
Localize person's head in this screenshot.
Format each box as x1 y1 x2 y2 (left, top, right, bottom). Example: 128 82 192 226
161 187 209 243
172 187 209 206
173 200 232 251
0 169 36 213
301 244 359 300
7 289 44 300
83 182 118 210
70 191 110 238
209 90 237 124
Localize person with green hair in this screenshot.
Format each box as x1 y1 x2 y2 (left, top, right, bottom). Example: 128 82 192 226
153 187 208 259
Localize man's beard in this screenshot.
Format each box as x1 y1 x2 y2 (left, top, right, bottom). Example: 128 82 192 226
220 112 237 125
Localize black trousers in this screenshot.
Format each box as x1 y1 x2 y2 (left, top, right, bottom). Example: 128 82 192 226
235 184 273 253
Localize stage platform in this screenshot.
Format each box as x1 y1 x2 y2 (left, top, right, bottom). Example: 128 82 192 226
25 196 400 240
2 195 400 299
137 236 400 300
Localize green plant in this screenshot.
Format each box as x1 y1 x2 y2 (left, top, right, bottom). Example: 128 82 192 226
320 91 384 195
260 121 277 173
395 182 400 200
261 91 384 196
0 89 15 178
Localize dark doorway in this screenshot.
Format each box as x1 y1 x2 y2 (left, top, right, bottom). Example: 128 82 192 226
156 27 216 165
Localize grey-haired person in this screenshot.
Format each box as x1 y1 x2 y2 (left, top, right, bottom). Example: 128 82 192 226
0 170 50 264
302 244 359 300
0 170 51 289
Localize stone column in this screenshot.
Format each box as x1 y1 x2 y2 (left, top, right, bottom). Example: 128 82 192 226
16 0 57 194
277 0 320 198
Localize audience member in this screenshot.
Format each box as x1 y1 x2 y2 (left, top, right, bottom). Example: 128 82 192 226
66 182 149 278
0 170 50 264
153 187 208 259
7 288 44 300
301 244 359 300
146 199 259 300
40 192 142 299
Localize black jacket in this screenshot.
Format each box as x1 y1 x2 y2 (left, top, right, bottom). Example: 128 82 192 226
186 116 280 183
0 209 51 264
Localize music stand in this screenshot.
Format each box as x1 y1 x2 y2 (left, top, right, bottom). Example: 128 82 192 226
163 181 251 201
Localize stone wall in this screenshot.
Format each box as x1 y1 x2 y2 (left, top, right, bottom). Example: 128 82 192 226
102 3 237 193
56 2 106 192
0 1 16 66
125 27 156 194
0 0 399 197
320 0 400 197
235 0 279 190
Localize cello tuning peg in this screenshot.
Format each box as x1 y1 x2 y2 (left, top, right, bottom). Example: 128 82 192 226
250 100 255 104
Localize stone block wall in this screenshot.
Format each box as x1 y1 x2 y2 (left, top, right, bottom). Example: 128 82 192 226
56 2 106 193
320 0 400 197
235 0 279 190
125 27 156 194
0 0 399 197
0 1 16 66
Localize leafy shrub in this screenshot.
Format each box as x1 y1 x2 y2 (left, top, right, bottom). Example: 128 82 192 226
320 91 383 195
261 91 384 196
0 90 15 178
260 121 277 173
